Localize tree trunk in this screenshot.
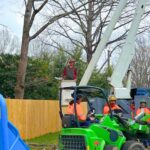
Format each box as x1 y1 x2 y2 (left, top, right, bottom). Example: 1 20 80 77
15 0 32 99
86 0 93 63
15 37 29 98
87 50 92 63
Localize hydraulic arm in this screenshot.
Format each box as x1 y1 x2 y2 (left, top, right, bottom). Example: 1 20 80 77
80 0 147 99
110 0 147 99
79 0 127 86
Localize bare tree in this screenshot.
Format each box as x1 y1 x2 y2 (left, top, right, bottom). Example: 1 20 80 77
0 27 20 54
15 0 87 98
131 38 150 87
44 0 150 64
9 36 20 54
0 28 11 53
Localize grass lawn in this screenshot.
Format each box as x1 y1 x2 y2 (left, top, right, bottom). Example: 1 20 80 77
26 132 60 150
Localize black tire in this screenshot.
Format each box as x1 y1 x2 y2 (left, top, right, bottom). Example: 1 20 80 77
123 132 136 141
104 145 118 150
122 141 145 150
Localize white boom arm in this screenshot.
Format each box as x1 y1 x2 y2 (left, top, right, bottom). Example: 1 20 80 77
80 0 147 99
79 0 127 85
110 0 147 99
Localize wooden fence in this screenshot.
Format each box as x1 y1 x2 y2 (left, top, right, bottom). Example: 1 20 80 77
6 99 87 140
6 99 61 140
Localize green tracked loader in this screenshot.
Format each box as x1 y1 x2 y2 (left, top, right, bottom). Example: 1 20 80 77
58 86 150 150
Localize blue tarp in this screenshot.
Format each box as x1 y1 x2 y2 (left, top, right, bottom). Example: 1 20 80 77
0 94 30 150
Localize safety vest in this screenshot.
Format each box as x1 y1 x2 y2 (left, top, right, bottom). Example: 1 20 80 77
66 103 86 121
136 108 150 115
103 104 121 114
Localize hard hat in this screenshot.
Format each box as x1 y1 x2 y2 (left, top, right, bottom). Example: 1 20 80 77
108 95 117 101
140 99 146 104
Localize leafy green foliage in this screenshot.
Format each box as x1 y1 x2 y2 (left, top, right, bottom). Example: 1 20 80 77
24 49 68 100
89 66 113 89
0 47 112 99
0 54 19 98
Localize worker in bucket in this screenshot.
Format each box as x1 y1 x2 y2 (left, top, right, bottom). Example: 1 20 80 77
103 95 122 114
62 58 77 80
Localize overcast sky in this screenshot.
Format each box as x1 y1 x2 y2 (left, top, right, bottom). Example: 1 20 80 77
0 0 24 38
1 0 150 67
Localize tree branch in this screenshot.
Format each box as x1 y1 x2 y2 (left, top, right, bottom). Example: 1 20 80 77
29 0 48 28
29 2 86 41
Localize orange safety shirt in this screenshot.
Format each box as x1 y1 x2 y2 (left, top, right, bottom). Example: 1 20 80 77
66 103 86 121
136 108 150 115
103 104 121 115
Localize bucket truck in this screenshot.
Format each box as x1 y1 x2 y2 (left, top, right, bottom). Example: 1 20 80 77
59 1 150 150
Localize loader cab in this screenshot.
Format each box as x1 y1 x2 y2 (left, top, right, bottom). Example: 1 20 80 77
59 86 108 128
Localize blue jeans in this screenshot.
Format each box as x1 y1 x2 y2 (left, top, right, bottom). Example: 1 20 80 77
80 119 99 127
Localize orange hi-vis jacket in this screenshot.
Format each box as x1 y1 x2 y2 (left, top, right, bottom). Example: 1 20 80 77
136 108 150 115
67 103 86 121
103 104 121 115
